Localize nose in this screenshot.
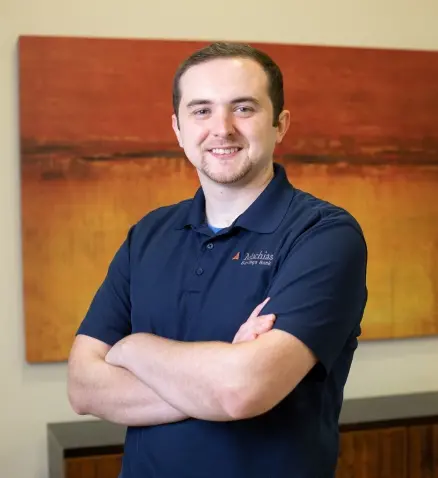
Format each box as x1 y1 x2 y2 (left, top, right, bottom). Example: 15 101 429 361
212 110 236 138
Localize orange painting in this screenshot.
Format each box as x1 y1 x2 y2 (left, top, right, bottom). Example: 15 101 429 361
18 36 438 363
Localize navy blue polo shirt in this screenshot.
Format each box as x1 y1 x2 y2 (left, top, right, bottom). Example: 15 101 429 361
77 163 367 478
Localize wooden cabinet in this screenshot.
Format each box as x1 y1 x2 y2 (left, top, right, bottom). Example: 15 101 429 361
336 427 407 478
61 425 438 478
48 393 438 478
65 454 122 478
408 424 438 478
61 426 438 478
336 422 438 478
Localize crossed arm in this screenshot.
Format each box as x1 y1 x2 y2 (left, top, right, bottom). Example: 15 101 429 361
68 335 188 426
105 328 316 421
68 222 365 427
67 300 317 425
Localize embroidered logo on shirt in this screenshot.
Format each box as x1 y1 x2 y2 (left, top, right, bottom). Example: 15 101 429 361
233 250 274 266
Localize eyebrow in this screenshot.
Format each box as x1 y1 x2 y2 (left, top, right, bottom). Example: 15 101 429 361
185 96 261 109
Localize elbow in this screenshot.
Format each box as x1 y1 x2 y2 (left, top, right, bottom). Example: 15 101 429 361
67 380 90 416
68 392 88 416
69 399 87 416
217 360 274 420
220 382 269 421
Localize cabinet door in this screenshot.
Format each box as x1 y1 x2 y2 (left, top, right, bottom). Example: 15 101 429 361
408 424 438 478
65 453 123 478
336 427 407 478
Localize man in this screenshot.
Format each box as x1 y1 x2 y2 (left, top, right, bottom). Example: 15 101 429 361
68 42 368 478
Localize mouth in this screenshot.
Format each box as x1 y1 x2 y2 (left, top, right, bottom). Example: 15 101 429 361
207 147 243 159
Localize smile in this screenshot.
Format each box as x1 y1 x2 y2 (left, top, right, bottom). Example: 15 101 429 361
209 147 242 156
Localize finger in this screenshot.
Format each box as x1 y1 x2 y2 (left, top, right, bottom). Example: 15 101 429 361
256 319 276 334
249 297 270 319
260 313 276 322
233 331 256 344
232 325 249 343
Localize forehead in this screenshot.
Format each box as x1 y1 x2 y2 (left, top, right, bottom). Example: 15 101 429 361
179 58 269 103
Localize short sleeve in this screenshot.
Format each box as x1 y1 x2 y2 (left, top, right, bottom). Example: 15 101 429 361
264 219 368 377
76 227 134 346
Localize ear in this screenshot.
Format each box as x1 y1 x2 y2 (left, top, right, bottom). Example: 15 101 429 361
275 110 291 144
172 114 183 148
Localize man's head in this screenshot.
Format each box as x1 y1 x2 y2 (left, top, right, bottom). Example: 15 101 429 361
173 42 285 128
171 42 290 185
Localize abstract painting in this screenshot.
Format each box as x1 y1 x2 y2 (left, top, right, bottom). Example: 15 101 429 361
18 36 438 362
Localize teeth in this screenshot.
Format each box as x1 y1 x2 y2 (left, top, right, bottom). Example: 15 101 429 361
211 148 240 155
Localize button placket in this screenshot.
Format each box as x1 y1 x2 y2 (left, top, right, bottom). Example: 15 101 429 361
193 238 216 278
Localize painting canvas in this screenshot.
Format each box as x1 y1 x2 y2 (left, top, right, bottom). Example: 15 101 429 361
18 36 438 363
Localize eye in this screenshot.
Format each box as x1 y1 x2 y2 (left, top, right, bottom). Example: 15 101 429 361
193 108 211 117
235 105 254 115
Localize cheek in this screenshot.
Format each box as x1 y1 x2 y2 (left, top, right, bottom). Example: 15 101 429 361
181 123 209 147
247 133 277 157
240 119 269 142
197 128 209 145
253 124 277 147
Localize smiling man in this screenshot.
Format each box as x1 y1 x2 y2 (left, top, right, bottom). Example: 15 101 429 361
68 42 368 478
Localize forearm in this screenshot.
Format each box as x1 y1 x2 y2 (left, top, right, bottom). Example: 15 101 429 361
108 334 249 421
68 354 189 426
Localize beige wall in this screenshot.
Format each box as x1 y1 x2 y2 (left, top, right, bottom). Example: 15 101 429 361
1 0 438 476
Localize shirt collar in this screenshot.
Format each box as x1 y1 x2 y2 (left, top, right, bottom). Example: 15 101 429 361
175 163 295 234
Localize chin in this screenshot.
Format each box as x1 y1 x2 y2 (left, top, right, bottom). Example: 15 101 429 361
201 155 254 185
205 164 252 185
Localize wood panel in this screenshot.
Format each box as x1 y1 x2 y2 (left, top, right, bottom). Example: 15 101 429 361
408 424 438 478
336 427 407 478
60 424 438 478
65 453 122 478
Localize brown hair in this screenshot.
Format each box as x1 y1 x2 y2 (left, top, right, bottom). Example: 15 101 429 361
172 42 284 127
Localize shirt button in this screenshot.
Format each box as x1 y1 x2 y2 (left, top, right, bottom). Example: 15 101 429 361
196 267 204 275
206 243 214 250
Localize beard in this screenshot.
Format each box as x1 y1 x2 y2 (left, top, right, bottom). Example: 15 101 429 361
199 151 254 185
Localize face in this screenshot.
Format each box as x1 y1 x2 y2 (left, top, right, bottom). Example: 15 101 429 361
172 57 290 186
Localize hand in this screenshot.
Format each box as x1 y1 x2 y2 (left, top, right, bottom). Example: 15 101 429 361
232 298 276 344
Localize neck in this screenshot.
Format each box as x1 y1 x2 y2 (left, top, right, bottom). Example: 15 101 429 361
202 163 274 229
